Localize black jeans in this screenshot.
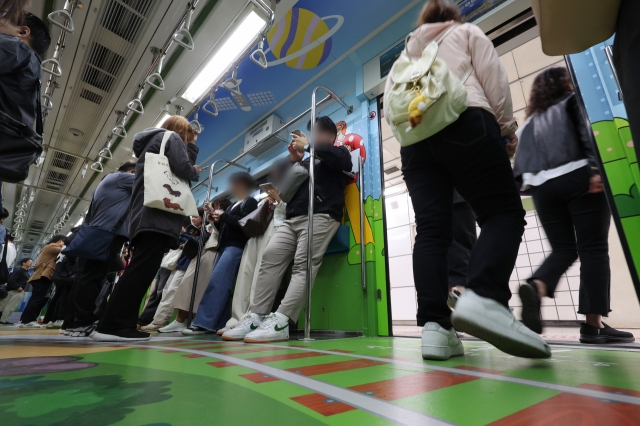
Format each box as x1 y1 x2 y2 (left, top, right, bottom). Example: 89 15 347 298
20 278 52 324
449 199 477 289
137 267 172 326
529 166 611 315
42 283 68 323
72 236 127 327
401 108 526 329
614 0 640 161
97 232 171 333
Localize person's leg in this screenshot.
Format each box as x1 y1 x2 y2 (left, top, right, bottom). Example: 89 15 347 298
427 108 547 358
42 285 63 324
145 269 186 329
614 0 640 160
226 236 260 329
0 290 24 322
94 233 170 337
19 279 50 324
401 141 455 329
448 199 476 291
55 284 70 323
249 222 298 316
275 214 340 321
138 269 171 326
72 258 110 327
189 246 244 332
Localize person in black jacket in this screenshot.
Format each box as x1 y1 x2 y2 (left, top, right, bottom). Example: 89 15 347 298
514 67 634 344
230 116 352 343
92 116 201 342
0 257 31 324
183 172 258 334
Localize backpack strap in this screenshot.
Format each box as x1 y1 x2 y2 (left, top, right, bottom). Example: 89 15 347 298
435 23 461 45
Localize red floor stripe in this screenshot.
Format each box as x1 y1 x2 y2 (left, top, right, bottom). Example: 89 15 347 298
242 359 384 384
454 365 504 375
247 352 327 363
182 354 205 358
214 347 277 355
291 394 355 416
489 383 640 425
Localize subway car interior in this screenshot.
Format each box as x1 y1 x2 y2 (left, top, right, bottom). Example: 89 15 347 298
2 0 640 424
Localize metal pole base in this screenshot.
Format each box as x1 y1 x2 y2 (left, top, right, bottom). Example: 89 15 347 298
299 337 315 342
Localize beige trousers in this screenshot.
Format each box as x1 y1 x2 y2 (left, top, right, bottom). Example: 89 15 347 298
250 214 339 321
0 290 24 322
172 249 217 313
225 219 277 328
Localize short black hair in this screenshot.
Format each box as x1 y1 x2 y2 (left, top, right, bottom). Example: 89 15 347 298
48 234 66 244
7 234 14 242
0 208 9 220
307 116 338 137
229 172 256 190
24 12 51 55
20 257 32 266
118 160 137 172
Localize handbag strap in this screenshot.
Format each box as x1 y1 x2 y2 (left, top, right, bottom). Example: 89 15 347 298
110 207 130 234
35 79 43 136
159 130 174 155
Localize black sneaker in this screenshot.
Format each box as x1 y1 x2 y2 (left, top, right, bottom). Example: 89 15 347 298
182 325 213 335
91 329 151 342
580 322 636 344
519 282 542 334
0 321 13 325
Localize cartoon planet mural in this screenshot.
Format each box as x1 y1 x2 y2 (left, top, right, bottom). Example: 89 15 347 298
266 7 343 70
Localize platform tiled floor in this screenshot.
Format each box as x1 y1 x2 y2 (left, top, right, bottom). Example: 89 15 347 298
2 329 640 425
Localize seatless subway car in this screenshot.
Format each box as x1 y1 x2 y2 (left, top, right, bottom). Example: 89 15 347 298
2 0 640 424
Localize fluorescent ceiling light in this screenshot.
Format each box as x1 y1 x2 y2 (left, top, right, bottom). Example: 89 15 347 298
154 112 171 128
74 216 84 228
181 11 266 103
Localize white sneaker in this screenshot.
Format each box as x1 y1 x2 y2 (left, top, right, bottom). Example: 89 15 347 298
222 314 263 341
140 322 166 332
19 321 43 329
451 290 551 359
58 328 66 334
45 321 55 328
421 322 464 360
216 326 231 336
51 320 64 329
244 312 289 343
158 320 187 333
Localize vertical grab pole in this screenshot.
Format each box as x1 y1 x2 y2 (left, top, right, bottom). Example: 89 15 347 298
302 88 319 341
359 157 366 290
187 164 216 326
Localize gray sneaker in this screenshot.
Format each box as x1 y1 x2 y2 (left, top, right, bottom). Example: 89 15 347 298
452 290 551 359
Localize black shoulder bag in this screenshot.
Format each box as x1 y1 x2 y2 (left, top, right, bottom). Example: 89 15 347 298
0 79 44 183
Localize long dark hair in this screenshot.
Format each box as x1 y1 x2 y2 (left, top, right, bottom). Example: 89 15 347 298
525 67 574 119
418 0 462 25
0 0 30 25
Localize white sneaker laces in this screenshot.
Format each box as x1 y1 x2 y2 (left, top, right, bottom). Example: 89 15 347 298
258 314 279 330
236 315 256 329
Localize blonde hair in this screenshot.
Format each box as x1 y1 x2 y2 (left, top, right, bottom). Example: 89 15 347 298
161 115 196 144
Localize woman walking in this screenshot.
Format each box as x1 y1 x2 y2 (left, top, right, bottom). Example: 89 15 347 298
514 66 634 344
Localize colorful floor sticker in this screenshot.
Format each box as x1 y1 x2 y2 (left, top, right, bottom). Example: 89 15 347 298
2 333 640 425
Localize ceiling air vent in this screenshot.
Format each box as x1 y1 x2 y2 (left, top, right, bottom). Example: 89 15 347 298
80 43 125 93
384 165 400 175
79 88 103 105
101 0 154 43
30 221 45 231
51 152 76 171
43 171 70 191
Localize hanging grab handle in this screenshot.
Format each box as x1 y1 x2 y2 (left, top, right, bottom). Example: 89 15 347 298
173 28 194 51
127 97 144 114
250 39 268 69
42 58 62 77
91 161 104 172
48 9 75 33
111 124 127 138
42 94 54 110
99 147 113 160
203 99 219 117
190 110 204 133
146 73 165 91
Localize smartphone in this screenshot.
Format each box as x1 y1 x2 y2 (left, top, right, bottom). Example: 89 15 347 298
259 182 277 192
292 129 303 137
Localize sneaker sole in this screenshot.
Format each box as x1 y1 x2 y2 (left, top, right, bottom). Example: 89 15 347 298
519 284 542 334
158 328 185 333
221 334 246 341
91 331 151 342
579 334 636 344
216 330 225 336
244 337 289 343
422 344 464 361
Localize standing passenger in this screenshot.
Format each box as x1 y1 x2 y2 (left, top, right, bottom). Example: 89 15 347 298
384 0 550 360
514 67 635 344
92 116 201 342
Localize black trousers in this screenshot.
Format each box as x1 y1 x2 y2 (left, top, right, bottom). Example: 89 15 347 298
42 284 69 323
72 236 128 327
401 108 526 329
137 267 172 326
614 0 640 161
530 166 611 315
20 278 52 324
97 232 171 333
449 199 477 289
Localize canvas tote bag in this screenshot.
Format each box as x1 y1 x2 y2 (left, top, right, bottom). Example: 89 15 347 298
143 130 199 216
531 0 621 55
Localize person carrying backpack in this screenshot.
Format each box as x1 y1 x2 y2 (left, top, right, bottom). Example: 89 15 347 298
384 0 550 360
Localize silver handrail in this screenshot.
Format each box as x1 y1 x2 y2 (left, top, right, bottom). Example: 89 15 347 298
303 86 353 341
604 45 624 101
359 157 366 290
186 159 250 325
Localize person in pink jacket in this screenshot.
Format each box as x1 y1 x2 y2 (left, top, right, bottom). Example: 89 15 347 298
385 0 550 360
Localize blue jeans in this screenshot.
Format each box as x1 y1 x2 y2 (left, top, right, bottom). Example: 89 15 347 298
193 245 244 331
